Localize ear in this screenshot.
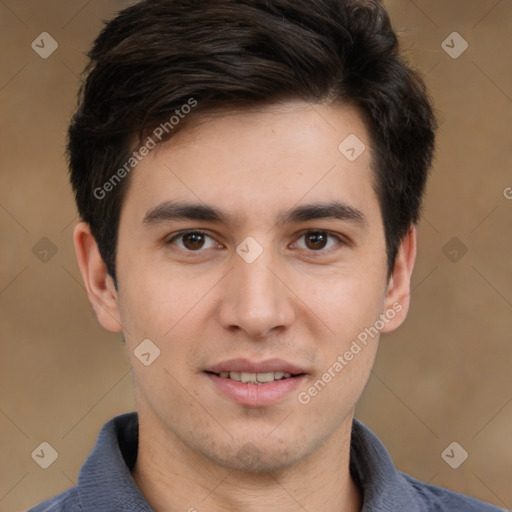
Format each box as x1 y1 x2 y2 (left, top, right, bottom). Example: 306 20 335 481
73 222 123 333
380 225 417 333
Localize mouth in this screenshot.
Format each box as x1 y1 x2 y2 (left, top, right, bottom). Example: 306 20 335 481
204 370 304 384
203 359 308 407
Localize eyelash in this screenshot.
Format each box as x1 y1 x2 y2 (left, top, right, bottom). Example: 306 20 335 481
165 229 346 254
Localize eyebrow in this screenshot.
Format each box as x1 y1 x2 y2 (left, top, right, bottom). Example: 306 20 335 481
142 200 367 228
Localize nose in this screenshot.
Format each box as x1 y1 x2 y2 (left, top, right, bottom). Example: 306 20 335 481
217 244 296 339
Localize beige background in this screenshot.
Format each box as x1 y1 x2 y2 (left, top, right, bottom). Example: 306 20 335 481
1 0 511 510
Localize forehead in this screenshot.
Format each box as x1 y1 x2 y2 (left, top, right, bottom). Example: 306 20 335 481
121 101 379 226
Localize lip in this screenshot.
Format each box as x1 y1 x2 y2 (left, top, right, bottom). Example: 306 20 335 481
205 358 307 375
205 373 308 407
204 358 308 408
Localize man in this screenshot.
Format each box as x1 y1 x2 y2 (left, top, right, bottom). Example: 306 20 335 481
29 0 505 510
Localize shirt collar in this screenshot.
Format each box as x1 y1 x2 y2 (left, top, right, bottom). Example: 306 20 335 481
77 412 419 512
350 418 422 511
77 412 154 511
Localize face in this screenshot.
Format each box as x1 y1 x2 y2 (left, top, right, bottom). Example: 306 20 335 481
77 100 415 472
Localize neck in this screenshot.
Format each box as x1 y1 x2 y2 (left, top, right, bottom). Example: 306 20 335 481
132 407 361 512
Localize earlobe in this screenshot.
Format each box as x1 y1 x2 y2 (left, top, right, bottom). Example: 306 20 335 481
380 226 417 333
73 222 123 333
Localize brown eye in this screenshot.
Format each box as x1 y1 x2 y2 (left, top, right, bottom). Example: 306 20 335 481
304 231 328 250
167 231 217 251
294 230 342 252
182 232 205 250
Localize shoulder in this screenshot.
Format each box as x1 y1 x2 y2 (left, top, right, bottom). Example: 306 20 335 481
351 419 506 512
26 486 81 511
26 412 141 512
400 472 507 512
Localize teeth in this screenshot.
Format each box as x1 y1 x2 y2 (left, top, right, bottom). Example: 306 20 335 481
256 372 274 383
241 371 258 384
218 371 294 383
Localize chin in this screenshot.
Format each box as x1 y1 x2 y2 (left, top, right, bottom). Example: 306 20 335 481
203 434 312 474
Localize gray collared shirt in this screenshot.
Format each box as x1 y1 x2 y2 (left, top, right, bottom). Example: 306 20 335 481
28 412 507 511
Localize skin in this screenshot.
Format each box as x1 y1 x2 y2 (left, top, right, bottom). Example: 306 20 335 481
74 100 416 512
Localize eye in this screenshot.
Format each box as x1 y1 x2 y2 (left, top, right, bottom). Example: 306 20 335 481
294 230 342 251
166 230 219 251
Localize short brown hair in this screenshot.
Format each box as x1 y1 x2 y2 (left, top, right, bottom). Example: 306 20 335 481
68 0 437 281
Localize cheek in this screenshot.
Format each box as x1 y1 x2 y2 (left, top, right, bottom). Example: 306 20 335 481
117 261 211 337
308 268 387 341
